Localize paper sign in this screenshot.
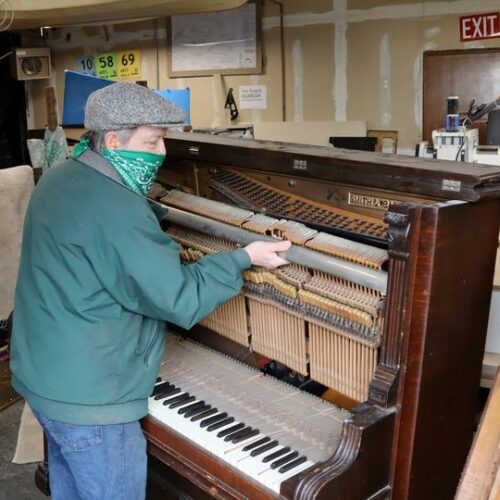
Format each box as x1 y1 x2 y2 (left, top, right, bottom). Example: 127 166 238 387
95 52 118 79
239 85 267 110
117 51 141 79
78 56 96 76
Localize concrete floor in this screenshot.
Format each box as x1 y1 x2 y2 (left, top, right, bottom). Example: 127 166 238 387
0 399 47 500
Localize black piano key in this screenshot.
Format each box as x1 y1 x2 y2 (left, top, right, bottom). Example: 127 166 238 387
270 451 299 470
153 385 177 399
151 381 172 396
224 426 253 442
154 387 180 400
250 440 279 457
169 395 195 409
278 456 308 474
152 380 171 390
262 446 290 463
178 400 205 415
184 404 210 419
206 417 234 432
200 412 228 428
163 392 190 406
224 427 250 443
216 423 245 438
190 408 217 422
242 437 270 452
231 428 260 444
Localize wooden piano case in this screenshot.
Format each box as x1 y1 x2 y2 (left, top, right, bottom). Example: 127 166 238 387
142 133 500 499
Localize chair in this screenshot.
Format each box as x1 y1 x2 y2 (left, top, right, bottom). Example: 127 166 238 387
0 165 34 320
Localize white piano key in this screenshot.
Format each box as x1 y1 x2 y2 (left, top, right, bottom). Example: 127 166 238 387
265 460 315 494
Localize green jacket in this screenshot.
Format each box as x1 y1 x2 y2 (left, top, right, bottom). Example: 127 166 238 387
10 156 250 425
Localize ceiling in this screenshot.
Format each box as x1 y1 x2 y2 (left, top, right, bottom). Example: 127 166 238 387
0 0 248 30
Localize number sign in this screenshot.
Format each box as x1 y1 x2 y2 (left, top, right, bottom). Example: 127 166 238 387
118 51 140 79
77 51 141 80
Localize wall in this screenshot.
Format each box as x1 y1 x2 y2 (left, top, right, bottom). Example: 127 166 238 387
24 0 500 153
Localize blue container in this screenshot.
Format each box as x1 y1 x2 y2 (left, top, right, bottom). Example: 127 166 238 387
445 114 460 132
62 71 114 127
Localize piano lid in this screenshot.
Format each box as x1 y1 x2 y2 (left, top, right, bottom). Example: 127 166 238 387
164 132 500 202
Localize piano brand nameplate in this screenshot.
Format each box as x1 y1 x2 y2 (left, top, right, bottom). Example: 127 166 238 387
347 192 397 211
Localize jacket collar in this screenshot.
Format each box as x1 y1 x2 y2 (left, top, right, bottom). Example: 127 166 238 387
74 148 167 221
76 148 124 185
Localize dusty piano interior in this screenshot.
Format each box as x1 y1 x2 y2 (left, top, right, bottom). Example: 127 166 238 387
143 132 500 500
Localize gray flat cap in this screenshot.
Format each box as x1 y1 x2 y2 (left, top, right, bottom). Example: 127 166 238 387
84 82 185 131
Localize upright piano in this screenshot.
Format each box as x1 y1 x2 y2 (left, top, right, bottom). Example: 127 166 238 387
145 133 500 499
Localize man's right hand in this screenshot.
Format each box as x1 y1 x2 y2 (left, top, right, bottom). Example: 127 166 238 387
243 240 292 269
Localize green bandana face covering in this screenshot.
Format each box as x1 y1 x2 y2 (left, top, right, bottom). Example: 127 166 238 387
71 136 165 196
101 148 165 196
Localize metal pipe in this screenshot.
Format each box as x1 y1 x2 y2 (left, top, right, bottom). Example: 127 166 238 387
162 205 388 294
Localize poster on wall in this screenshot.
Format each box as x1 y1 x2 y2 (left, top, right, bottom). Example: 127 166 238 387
167 1 261 77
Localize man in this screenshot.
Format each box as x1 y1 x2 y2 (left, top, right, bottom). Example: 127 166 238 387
10 82 290 500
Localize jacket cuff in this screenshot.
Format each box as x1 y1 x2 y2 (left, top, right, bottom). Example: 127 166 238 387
230 248 252 271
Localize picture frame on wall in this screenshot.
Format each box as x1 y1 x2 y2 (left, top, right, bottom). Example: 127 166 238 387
167 0 262 77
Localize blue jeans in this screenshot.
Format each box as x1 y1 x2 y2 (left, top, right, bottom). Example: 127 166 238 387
32 410 147 500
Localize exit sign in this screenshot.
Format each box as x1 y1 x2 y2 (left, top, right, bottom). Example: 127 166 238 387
460 12 500 41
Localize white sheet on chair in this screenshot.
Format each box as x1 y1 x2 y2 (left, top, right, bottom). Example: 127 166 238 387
0 165 34 319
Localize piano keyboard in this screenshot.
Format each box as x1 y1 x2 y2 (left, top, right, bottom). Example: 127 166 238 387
149 333 349 495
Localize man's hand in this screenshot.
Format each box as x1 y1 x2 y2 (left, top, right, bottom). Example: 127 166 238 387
243 240 292 269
